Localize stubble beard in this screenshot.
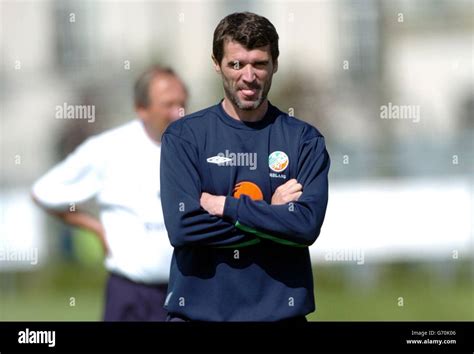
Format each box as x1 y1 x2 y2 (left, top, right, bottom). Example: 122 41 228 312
222 75 273 111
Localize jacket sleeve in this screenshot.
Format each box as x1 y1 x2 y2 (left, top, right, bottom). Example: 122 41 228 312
222 134 330 247
31 138 103 211
160 131 257 248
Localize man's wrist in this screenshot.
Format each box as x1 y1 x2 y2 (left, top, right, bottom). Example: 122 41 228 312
223 196 239 224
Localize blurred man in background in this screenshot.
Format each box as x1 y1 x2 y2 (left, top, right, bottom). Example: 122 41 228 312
32 66 188 321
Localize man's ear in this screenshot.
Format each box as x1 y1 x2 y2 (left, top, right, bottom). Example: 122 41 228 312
272 59 278 74
135 106 148 121
212 55 221 73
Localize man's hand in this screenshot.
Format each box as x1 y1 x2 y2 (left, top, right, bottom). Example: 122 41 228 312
271 179 303 205
58 210 109 256
200 192 226 217
32 194 109 255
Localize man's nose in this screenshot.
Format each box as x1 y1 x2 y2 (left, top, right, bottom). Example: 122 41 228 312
242 65 256 82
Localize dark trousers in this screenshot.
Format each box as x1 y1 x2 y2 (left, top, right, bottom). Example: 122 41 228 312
103 273 168 321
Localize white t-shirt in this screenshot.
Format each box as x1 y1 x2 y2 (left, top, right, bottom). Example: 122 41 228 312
32 119 173 284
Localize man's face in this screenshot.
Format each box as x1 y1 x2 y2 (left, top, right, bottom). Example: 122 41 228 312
214 40 278 111
137 75 187 138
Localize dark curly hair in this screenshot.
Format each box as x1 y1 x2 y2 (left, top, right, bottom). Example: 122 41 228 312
212 12 279 65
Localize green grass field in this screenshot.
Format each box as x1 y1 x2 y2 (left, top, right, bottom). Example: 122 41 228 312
1 261 472 321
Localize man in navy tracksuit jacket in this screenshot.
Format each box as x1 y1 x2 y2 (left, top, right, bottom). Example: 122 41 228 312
160 12 330 321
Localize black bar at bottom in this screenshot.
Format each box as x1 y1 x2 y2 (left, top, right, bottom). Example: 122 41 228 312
0 321 472 353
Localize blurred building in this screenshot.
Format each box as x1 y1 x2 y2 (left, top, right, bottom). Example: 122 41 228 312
0 0 472 269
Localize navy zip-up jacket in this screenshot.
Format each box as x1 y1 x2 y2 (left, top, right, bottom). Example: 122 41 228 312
160 101 330 321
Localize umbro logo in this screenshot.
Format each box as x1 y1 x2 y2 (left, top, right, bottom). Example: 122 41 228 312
207 150 257 170
206 156 233 164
